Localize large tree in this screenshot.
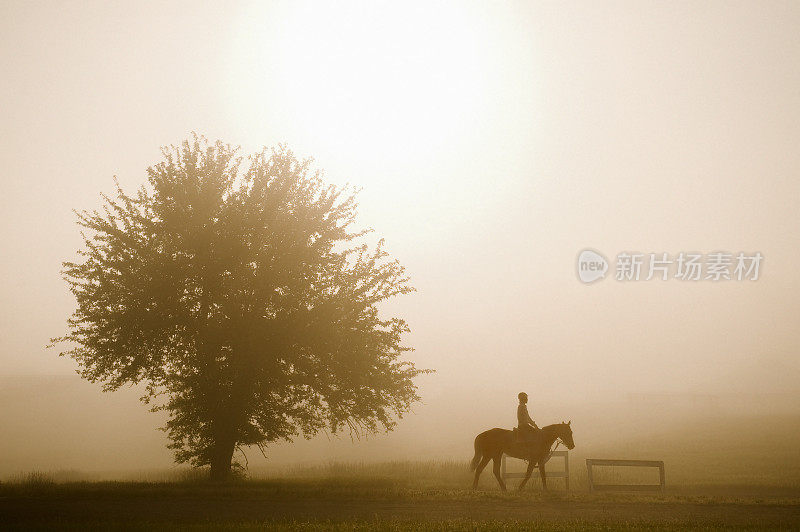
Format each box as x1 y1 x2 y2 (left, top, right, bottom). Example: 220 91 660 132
52 136 426 480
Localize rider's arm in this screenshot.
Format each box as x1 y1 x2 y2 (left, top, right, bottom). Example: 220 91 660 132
521 404 539 429
524 407 539 429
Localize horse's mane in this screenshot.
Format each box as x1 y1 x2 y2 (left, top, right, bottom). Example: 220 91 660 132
540 423 565 431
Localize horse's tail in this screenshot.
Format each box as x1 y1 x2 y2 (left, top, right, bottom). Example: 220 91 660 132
470 433 483 470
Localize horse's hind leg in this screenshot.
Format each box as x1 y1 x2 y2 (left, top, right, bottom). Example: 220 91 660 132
518 461 536 491
472 456 490 490
492 455 507 491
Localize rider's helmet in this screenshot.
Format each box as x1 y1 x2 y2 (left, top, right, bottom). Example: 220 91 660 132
518 392 528 402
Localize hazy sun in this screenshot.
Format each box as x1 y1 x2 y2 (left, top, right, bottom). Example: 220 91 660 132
227 1 494 169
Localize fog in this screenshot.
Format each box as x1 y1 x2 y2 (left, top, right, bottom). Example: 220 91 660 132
1 1 799 477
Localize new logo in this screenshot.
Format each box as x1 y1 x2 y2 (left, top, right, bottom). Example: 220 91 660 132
576 249 608 283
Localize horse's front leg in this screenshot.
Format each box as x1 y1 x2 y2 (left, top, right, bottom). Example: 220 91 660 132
518 460 536 491
492 455 507 491
538 461 547 491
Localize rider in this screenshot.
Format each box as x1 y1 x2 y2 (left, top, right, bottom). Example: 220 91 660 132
517 392 539 441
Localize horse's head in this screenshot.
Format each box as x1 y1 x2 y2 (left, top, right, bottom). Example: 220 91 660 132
558 420 575 449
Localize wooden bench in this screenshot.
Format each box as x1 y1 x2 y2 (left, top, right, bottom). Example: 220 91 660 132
585 459 665 492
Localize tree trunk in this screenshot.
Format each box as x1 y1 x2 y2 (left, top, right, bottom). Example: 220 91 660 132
209 437 236 481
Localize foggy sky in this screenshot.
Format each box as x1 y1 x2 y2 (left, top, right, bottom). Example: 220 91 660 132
1 1 799 473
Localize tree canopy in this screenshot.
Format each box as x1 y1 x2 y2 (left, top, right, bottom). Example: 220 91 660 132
52 136 426 479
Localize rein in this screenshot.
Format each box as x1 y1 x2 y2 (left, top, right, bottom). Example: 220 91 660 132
546 422 568 457
539 427 563 462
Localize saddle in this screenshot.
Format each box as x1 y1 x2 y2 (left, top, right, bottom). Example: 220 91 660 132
507 427 542 459
512 426 539 442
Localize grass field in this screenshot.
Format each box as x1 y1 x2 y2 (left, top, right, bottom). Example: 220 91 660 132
2 415 798 529
2 461 799 530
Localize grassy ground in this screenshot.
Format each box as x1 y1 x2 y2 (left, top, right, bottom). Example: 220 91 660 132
2 463 799 530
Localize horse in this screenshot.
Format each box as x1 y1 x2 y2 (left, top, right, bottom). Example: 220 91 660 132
470 421 575 491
